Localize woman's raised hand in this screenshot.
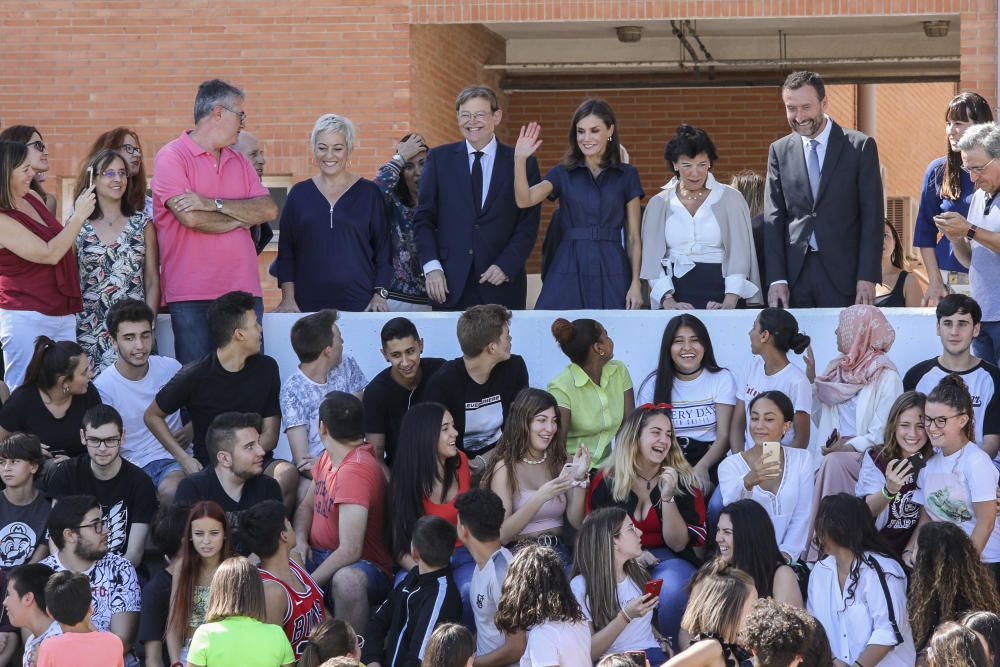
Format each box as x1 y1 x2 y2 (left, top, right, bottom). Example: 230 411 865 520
515 122 543 159
885 458 914 495
396 133 426 161
570 445 591 480
70 184 97 224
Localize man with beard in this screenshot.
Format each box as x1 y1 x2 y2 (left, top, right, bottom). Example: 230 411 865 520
46 405 157 567
763 70 884 308
40 495 140 665
173 412 282 552
95 298 189 504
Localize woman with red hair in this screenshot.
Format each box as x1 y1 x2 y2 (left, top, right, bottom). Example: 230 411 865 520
166 501 234 666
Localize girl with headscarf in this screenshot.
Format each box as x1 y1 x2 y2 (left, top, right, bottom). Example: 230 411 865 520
804 305 904 561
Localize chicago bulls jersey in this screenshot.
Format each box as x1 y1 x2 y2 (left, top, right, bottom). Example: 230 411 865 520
258 559 325 658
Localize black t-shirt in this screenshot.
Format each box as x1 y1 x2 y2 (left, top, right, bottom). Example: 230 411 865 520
138 568 172 665
47 455 158 556
154 352 281 462
0 383 102 458
363 357 445 466
420 355 529 456
174 467 282 553
0 491 51 570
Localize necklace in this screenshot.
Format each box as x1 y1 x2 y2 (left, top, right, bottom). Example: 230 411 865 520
636 468 660 491
521 451 548 465
679 188 707 201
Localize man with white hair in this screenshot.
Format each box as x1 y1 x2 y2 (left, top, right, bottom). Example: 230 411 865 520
152 79 278 364
233 130 274 254
937 121 1000 366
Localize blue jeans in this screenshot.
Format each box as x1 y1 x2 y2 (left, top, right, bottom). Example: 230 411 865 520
706 485 725 540
309 549 389 610
974 320 1000 368
647 547 697 648
169 297 264 365
141 458 182 487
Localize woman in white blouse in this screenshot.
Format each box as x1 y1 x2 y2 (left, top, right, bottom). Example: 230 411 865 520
807 493 916 667
640 124 762 310
717 391 814 563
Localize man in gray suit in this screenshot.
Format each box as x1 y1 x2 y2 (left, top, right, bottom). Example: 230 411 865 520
764 71 884 308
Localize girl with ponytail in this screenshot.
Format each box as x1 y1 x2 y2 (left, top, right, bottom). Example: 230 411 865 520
904 374 1000 580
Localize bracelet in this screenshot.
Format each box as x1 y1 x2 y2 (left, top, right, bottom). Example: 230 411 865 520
619 608 633 623
881 485 898 500
572 479 590 488
660 494 676 504
475 455 487 468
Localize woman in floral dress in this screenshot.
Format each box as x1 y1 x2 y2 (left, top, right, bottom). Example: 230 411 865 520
75 148 159 371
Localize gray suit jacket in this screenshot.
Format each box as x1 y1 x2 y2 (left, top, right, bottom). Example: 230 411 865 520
763 120 884 296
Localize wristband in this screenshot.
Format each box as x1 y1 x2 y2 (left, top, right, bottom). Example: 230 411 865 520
619 608 633 623
881 485 898 500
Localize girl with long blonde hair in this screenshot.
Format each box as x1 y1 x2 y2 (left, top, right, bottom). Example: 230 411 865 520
588 405 706 644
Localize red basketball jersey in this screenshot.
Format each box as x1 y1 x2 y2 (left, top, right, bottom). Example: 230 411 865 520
259 559 325 658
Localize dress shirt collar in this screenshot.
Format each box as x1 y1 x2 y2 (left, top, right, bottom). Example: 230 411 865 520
465 136 498 159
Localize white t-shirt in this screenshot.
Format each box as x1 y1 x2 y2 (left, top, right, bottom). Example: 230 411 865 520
520 620 591 667
279 357 367 458
570 574 657 655
738 357 812 450
471 547 514 661
913 442 1000 562
94 356 184 469
636 368 737 442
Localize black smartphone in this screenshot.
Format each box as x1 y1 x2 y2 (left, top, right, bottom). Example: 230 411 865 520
906 451 927 475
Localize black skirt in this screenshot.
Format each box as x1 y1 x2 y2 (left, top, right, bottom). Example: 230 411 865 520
672 262 725 309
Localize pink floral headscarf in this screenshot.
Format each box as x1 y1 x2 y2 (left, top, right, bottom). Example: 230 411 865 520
815 305 897 406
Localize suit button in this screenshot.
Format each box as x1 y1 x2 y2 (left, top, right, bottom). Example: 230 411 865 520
468 249 474 255
474 224 479 230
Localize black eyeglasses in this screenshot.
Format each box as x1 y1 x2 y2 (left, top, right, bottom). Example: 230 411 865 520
922 414 963 429
27 140 46 153
75 517 107 534
220 106 247 124
121 144 141 156
84 436 122 449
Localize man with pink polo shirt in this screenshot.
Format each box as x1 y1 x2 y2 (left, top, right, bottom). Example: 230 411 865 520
152 79 277 364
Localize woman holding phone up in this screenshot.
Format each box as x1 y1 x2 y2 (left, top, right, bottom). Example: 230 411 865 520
571 507 669 664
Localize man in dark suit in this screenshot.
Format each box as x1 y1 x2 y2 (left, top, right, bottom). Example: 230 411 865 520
764 71 884 308
414 86 541 309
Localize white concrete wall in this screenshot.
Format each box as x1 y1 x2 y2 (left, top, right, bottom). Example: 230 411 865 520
156 308 941 459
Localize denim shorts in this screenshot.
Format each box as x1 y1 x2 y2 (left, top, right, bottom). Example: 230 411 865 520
310 549 390 607
142 458 183 487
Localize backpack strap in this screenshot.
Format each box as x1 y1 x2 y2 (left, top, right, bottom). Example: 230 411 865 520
864 554 904 646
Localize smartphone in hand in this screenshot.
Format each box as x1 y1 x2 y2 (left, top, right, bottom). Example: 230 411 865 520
905 451 927 475
87 166 95 190
761 441 781 466
643 578 663 598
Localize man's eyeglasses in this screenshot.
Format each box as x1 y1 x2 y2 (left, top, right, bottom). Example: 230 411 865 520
85 436 122 449
220 106 247 124
922 414 963 429
121 144 141 156
76 518 107 534
27 140 46 153
458 111 491 123
100 169 128 180
961 158 996 175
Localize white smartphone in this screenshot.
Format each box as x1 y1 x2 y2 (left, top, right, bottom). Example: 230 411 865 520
761 441 781 466
87 166 94 190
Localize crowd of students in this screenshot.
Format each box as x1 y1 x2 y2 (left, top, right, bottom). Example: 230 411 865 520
0 288 995 665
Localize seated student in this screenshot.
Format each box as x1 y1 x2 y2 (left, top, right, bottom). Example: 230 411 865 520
185 556 295 667
903 294 1000 464
280 309 367 478
298 619 364 667
636 314 738 491
363 317 445 467
0 337 101 461
453 489 526 666
5 563 59 667
588 405 706 643
94 298 190 504
292 392 389 634
37 571 124 667
47 405 157 567
40 495 140 663
905 374 1000 574
423 623 475 667
241 500 324 661
729 308 812 453
0 433 51 569
717 391 814 564
144 290 297 510
739 598 809 667
137 503 191 667
926 622 991 667
173 412 283 551
547 317 634 467
390 403 474 623
361 516 463 667
481 388 588 560
421 304 529 478
571 508 667 664
494 543 591 667
961 611 1000 666
167 501 233 666
807 494 916 667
